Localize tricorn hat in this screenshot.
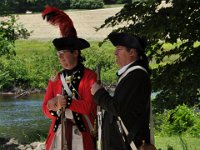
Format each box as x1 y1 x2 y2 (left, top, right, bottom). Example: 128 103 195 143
108 32 147 53
42 6 90 51
53 37 90 51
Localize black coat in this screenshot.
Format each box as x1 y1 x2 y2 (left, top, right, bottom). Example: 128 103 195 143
94 61 151 150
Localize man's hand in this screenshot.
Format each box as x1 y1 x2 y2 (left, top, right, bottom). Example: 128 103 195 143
47 94 67 111
56 94 67 110
91 82 102 95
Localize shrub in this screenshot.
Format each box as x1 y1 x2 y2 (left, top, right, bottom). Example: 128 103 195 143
26 50 60 89
0 15 30 56
0 34 15 56
158 104 200 137
70 0 104 9
0 47 60 91
82 42 117 84
104 0 126 4
0 56 29 91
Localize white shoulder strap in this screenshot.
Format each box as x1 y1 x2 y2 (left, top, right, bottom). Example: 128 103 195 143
118 65 147 84
117 66 155 147
118 117 137 150
60 73 72 97
60 73 95 134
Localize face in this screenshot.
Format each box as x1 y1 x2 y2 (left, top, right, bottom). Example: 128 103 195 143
114 45 136 68
57 49 78 70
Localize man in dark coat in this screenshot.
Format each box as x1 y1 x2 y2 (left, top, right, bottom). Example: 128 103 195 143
91 32 152 149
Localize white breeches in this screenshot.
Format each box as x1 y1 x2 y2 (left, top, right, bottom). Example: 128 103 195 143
50 125 84 150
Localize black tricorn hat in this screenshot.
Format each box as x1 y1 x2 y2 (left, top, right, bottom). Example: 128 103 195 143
53 37 90 51
108 32 147 53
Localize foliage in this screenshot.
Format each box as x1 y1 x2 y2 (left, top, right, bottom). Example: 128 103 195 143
98 0 200 112
156 105 200 137
0 34 15 56
0 45 60 91
83 41 118 84
0 15 31 56
0 40 119 91
70 0 104 9
0 0 70 13
103 0 129 4
0 0 105 13
0 56 29 91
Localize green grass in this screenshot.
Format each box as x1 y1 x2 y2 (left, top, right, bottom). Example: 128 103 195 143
155 135 200 150
15 39 115 57
15 40 53 56
104 4 124 8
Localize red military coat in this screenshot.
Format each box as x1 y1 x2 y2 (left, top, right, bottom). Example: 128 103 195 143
42 68 97 150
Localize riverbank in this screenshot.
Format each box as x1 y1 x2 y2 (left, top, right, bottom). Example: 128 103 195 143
0 88 44 98
0 137 45 150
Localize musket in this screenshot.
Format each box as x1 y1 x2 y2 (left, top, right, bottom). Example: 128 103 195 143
96 65 103 150
61 90 68 150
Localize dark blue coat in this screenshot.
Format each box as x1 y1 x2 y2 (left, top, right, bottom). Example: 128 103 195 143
94 61 151 149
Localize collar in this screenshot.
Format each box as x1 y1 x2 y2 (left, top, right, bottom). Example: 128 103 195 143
63 63 84 76
117 61 136 76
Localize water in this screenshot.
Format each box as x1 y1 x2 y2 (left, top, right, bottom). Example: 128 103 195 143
0 94 50 143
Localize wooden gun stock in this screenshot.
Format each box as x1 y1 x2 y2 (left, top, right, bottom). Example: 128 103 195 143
61 90 68 150
61 108 68 150
96 64 101 84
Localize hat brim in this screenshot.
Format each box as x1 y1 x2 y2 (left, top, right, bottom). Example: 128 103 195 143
53 37 90 51
108 32 143 52
108 32 127 47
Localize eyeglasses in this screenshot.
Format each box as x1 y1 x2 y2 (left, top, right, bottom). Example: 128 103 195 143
56 50 70 56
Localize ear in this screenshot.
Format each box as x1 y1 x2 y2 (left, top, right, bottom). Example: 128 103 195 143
129 48 137 57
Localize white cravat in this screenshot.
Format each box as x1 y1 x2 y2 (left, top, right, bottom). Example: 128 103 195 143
117 61 136 76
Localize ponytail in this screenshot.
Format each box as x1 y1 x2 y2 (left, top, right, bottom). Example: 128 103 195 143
140 53 151 75
136 36 151 75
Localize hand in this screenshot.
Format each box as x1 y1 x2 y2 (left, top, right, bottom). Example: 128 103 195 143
47 94 66 111
56 94 67 110
91 82 102 95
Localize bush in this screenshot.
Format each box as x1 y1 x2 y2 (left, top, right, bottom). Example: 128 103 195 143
70 0 104 9
0 47 60 91
1 40 118 91
157 104 200 137
0 56 29 91
0 15 30 56
0 0 71 13
104 0 127 4
82 42 117 84
0 34 15 56
26 50 60 89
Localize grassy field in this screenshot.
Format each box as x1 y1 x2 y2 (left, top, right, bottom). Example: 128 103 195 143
13 7 122 41
15 40 53 56
155 135 200 150
15 39 114 57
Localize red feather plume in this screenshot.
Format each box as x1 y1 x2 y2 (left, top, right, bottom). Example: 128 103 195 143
42 6 77 37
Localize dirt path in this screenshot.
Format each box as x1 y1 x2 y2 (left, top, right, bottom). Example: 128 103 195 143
17 7 122 41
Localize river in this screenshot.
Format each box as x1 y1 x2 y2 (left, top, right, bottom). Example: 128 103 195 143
0 94 49 143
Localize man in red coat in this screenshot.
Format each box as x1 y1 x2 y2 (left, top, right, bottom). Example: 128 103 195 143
42 37 97 150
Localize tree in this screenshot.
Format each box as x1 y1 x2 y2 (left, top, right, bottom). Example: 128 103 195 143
0 0 70 14
98 0 200 112
0 15 31 56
